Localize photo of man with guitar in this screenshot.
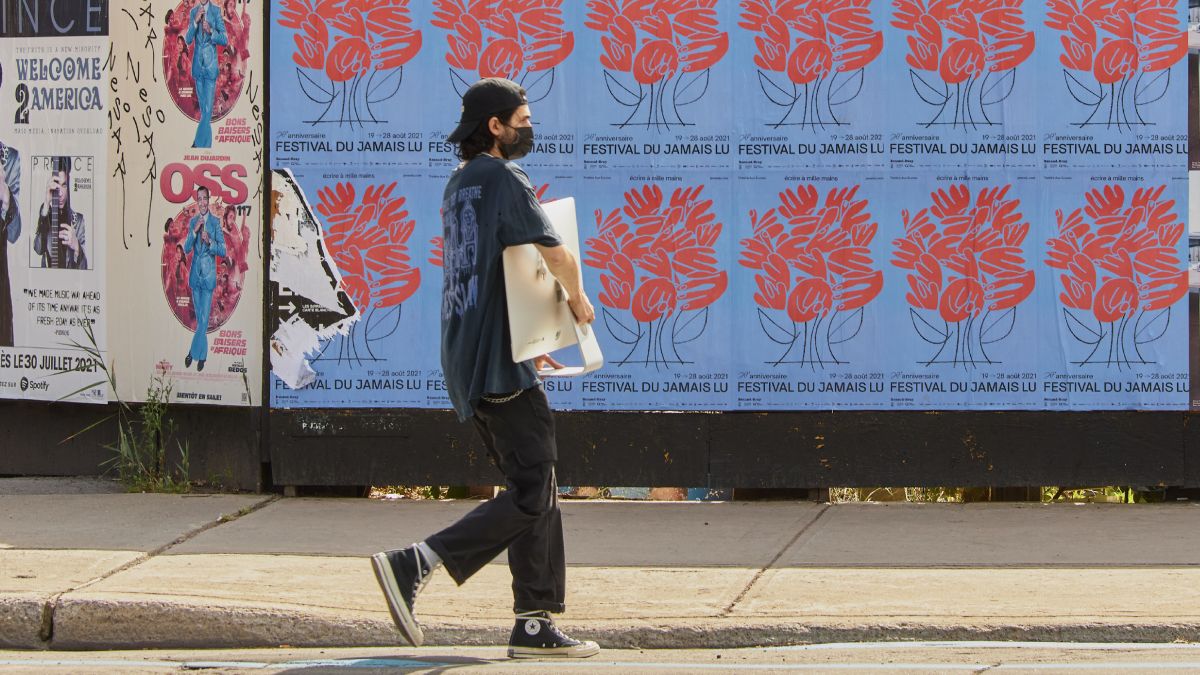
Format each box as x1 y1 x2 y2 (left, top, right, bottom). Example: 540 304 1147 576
33 156 86 271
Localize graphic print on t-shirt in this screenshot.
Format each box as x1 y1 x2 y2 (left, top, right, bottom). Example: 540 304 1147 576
442 184 481 319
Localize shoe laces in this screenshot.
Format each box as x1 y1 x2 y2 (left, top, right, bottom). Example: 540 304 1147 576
515 611 570 642
412 549 434 598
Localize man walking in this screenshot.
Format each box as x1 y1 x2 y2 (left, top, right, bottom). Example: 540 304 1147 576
372 78 599 659
183 186 225 371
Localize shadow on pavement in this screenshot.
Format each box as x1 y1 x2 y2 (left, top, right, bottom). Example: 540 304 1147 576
276 654 495 673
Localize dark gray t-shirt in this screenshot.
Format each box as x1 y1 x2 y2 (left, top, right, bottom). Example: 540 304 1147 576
440 155 562 421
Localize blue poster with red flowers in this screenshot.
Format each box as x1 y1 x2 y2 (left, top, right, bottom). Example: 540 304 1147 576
1036 172 1190 409
733 1 891 171
271 0 433 170
268 1 1191 411
576 0 735 171
424 0 581 172
574 170 735 410
882 0 1043 171
882 171 1048 409
732 172 892 409
1040 0 1188 171
270 169 446 408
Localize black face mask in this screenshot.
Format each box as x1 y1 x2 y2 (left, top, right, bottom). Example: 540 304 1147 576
500 124 534 160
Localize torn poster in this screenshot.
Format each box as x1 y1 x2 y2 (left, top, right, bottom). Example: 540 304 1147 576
269 169 358 389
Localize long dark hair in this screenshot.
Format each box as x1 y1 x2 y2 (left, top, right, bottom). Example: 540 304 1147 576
456 106 519 162
51 156 72 215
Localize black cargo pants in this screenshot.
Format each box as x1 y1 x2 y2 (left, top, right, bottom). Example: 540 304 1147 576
425 385 565 613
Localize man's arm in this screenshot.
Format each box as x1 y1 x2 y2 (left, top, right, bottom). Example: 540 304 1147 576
72 213 87 270
184 7 198 44
210 7 228 46
2 150 20 243
183 216 197 253
534 242 594 325
209 216 227 257
32 203 48 256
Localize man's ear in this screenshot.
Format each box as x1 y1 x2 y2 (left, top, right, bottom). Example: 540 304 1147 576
486 115 504 137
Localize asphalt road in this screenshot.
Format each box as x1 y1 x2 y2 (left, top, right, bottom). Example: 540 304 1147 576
2 642 1200 674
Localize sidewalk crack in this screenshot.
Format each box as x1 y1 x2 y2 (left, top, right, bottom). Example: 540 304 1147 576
720 503 831 616
38 599 54 643
50 495 280 601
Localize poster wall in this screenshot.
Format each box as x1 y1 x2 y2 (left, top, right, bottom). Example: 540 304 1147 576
1189 2 1200 411
270 1 1192 412
108 0 263 405
0 2 110 403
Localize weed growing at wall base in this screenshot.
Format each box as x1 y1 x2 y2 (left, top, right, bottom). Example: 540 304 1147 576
53 319 191 493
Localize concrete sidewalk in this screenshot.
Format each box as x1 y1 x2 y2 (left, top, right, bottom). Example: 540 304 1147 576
1 478 1198 650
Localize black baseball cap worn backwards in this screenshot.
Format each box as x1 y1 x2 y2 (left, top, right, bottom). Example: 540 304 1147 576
446 78 528 144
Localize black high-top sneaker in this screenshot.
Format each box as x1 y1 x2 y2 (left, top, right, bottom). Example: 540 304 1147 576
507 610 600 659
371 546 433 647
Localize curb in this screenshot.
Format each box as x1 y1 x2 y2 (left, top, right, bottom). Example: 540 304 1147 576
17 598 1200 650
0 596 47 650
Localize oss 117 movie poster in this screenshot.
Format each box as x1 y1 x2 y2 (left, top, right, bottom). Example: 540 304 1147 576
109 0 263 406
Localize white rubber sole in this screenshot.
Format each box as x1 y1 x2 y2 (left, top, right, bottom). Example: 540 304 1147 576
370 552 424 647
508 640 601 659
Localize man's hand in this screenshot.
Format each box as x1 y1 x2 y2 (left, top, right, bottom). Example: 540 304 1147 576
44 176 63 211
534 353 564 372
567 291 595 325
200 226 211 245
535 243 594 327
58 222 80 254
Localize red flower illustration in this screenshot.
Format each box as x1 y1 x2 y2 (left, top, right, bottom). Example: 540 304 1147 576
586 0 729 129
1093 38 1137 84
633 276 678 322
633 38 681 85
788 277 834 323
939 37 984 84
293 15 328 70
739 0 883 128
433 0 573 103
740 184 883 366
892 0 1034 128
1045 184 1186 366
278 0 422 126
326 37 372 83
307 180 423 368
428 235 444 268
787 40 834 84
585 184 727 367
891 185 1034 367
1046 0 1184 129
317 181 421 313
479 37 524 79
1094 277 1138 322
374 30 423 70
939 276 984 322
